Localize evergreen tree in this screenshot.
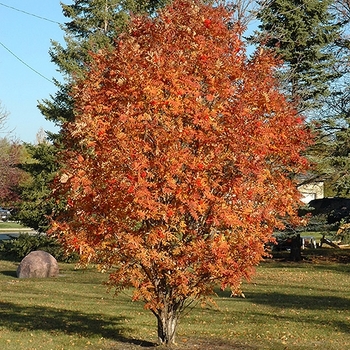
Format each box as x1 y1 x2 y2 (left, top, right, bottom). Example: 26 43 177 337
16 143 60 232
326 0 350 195
307 0 350 196
40 0 168 126
314 76 350 196
255 0 340 112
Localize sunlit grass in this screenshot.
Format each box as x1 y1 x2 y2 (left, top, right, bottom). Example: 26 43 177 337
0 257 349 349
0 222 32 231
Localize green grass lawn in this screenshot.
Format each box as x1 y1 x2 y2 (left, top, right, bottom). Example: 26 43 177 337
0 222 32 231
0 256 349 349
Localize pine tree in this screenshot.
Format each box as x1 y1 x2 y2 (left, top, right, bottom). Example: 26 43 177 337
16 142 60 232
324 0 350 195
307 0 350 196
255 0 340 113
40 0 168 126
314 79 350 196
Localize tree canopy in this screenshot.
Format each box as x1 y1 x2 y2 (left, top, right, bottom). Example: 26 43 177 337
17 1 169 231
51 0 311 344
303 0 350 196
0 137 25 207
40 0 169 126
256 0 340 112
0 102 26 208
16 142 60 232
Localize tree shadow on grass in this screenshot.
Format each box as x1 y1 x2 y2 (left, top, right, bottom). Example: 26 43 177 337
217 290 350 335
0 301 156 347
246 291 350 311
262 252 350 273
1 270 17 277
218 289 350 311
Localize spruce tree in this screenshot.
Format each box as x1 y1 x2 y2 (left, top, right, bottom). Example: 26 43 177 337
315 77 350 196
325 0 350 195
255 0 340 113
16 142 60 232
307 0 350 196
40 0 168 126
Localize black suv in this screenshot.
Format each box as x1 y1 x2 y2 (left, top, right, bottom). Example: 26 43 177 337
0 207 11 221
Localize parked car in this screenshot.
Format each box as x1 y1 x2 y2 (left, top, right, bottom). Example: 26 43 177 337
0 207 11 221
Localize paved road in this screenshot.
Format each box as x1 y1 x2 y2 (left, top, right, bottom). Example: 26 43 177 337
0 230 36 241
0 233 21 240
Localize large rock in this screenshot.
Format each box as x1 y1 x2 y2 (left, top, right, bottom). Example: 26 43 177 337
17 250 59 278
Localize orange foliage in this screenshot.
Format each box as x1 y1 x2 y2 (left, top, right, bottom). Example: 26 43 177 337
50 0 310 342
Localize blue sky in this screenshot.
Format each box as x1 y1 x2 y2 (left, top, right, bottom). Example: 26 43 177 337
0 1 66 143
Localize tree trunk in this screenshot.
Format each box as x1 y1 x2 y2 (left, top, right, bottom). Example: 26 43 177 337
290 234 302 262
156 306 179 345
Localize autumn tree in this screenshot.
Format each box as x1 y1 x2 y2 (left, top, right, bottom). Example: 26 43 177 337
0 137 26 207
16 1 169 231
0 103 26 208
0 101 8 132
51 0 310 344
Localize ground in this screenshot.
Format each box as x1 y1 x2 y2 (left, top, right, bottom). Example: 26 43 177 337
105 249 350 350
270 247 350 264
105 337 257 349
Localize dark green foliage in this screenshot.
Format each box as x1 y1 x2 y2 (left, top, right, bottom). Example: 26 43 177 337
255 1 350 197
299 198 350 231
40 0 169 126
39 82 74 125
301 2 350 196
16 143 61 232
315 86 350 196
255 0 340 112
0 234 78 262
57 0 168 65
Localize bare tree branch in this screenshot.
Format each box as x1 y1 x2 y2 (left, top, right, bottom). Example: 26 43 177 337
216 0 270 28
0 101 9 132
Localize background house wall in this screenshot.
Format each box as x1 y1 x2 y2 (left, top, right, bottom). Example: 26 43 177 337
298 181 324 204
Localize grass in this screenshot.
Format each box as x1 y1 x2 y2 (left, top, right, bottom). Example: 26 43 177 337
0 253 349 349
0 222 33 231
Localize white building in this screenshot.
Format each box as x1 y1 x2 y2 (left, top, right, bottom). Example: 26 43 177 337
298 181 324 204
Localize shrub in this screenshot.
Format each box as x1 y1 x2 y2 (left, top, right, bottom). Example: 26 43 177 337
0 233 78 262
